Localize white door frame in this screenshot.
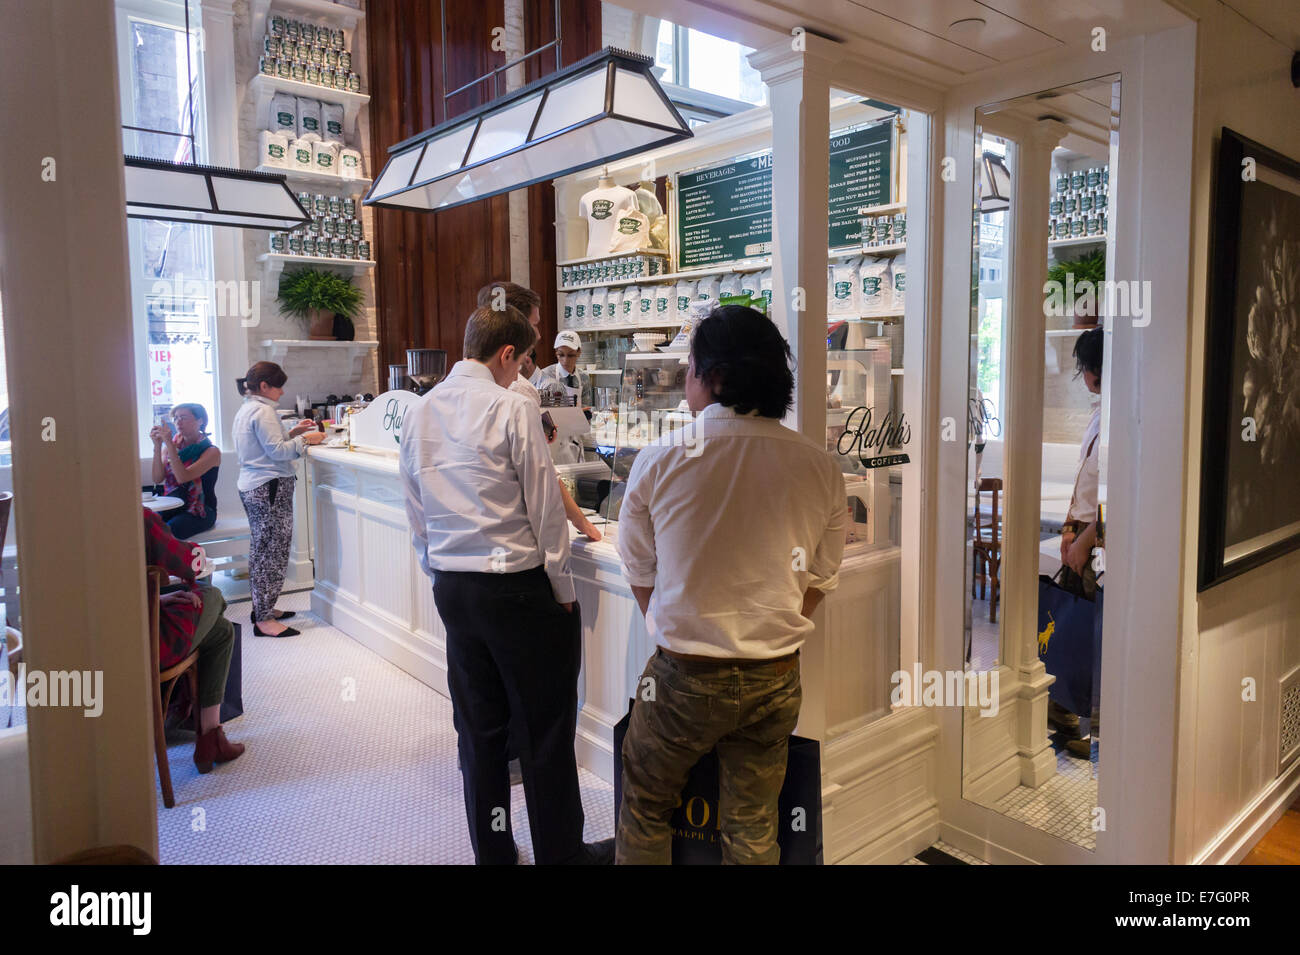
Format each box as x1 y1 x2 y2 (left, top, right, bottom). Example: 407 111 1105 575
932 26 1198 864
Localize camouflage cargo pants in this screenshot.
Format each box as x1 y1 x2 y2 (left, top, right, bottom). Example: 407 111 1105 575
616 648 801 865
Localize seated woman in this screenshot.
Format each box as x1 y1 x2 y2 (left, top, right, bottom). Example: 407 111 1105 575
143 507 244 771
151 403 221 540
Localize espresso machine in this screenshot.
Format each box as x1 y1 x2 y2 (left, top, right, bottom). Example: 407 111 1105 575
405 349 447 395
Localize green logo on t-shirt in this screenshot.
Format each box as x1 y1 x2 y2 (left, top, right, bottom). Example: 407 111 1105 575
616 217 641 235
590 199 614 220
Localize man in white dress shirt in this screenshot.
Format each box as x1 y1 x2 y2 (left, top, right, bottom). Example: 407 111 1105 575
400 304 612 865
615 305 846 865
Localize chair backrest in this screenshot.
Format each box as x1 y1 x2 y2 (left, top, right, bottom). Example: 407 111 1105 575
974 478 1003 546
0 491 12 553
146 566 164 676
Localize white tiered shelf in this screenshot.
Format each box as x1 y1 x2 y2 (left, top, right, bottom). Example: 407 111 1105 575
258 252 375 282
255 164 372 194
249 74 370 133
260 338 377 377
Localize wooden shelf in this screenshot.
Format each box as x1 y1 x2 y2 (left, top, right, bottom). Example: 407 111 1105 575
257 252 375 282
255 164 371 194
249 74 369 135
249 0 364 60
557 249 670 267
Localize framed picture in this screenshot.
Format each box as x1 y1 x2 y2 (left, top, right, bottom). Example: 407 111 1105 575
1198 128 1300 590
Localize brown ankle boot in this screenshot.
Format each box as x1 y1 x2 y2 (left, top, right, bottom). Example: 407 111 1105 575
194 726 246 774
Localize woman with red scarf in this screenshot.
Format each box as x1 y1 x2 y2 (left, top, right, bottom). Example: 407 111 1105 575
150 402 221 540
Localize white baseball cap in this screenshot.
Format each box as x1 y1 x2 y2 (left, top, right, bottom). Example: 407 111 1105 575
553 330 582 351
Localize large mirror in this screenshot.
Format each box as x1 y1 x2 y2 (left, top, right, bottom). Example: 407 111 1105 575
962 76 1119 850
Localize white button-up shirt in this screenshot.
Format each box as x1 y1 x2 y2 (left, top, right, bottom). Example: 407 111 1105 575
617 403 846 659
231 395 305 492
400 360 575 602
1067 403 1102 523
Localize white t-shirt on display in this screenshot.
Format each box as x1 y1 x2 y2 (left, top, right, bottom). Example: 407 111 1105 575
579 184 636 258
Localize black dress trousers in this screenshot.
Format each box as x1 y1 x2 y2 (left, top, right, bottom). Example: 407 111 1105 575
433 566 584 864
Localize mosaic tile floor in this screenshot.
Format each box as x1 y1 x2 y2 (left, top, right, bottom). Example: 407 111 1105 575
156 589 615 865
903 841 987 865
992 734 1099 851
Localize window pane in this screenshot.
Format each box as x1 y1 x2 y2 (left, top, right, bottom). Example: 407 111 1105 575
685 29 765 106
125 18 199 162
654 20 674 81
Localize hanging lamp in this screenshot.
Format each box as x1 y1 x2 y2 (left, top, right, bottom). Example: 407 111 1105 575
365 47 692 213
122 0 308 230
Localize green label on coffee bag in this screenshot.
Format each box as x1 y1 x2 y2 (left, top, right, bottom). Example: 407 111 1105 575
268 144 284 158
303 117 319 130
276 111 294 127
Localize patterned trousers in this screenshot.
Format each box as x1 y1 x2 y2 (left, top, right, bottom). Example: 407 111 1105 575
617 648 802 865
239 475 295 624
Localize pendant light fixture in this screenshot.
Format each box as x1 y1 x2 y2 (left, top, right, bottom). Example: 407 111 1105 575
365 47 692 213
122 0 309 231
979 152 1011 212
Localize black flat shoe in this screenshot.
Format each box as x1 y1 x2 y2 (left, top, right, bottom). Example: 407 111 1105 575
250 610 296 624
253 623 300 637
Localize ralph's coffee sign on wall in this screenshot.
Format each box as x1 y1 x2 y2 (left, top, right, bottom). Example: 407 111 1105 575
836 406 911 469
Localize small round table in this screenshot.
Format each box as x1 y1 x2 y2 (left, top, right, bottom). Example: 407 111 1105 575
142 495 183 513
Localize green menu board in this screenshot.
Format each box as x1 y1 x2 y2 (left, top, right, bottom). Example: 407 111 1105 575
675 120 896 269
675 153 773 270
828 121 893 248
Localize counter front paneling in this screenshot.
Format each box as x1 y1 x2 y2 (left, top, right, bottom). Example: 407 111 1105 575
307 444 902 794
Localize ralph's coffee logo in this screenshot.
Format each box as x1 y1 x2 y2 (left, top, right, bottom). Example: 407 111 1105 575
382 396 405 445
837 406 912 468
617 216 642 235
590 199 614 220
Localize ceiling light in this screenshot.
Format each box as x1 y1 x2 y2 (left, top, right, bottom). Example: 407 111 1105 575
365 47 692 213
948 17 987 38
124 156 311 230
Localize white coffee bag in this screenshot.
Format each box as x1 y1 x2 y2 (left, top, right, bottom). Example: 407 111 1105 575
829 259 859 315
605 288 623 324
563 292 577 329
258 130 289 168
573 289 591 328
312 139 339 175
589 287 608 325
338 147 363 179
622 286 641 322
269 92 297 136
718 273 742 300
858 256 892 315
674 279 697 321
654 284 673 322
296 97 323 142
321 102 345 144
759 269 774 313
890 254 907 311
288 138 315 172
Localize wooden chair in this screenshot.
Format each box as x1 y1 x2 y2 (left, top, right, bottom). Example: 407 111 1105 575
971 478 1003 623
147 566 201 809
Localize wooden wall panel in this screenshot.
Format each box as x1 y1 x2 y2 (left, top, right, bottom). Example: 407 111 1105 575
368 0 602 371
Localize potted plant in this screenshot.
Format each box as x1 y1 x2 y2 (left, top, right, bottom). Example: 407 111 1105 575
276 268 364 341
1046 248 1107 328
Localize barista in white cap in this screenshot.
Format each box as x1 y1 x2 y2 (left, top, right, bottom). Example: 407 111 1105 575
535 330 586 403
534 330 586 465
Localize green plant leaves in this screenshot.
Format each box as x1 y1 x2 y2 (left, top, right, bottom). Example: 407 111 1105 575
276 267 364 320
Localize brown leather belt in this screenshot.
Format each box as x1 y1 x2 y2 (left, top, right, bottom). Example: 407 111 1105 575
660 647 799 668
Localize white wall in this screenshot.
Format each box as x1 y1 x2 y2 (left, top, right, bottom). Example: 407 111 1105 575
1175 0 1300 863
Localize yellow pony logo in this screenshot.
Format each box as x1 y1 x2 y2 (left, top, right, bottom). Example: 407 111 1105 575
1038 612 1055 655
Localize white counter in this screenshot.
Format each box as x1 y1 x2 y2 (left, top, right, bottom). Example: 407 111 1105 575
307 444 915 860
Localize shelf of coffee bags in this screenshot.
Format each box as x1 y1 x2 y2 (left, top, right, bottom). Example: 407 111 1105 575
556 246 906 294
562 321 682 333
257 252 376 283
250 74 369 133
249 0 364 59
1048 233 1108 251
255 164 371 194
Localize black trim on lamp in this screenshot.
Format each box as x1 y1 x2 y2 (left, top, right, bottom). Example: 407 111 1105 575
124 156 311 231
364 47 692 213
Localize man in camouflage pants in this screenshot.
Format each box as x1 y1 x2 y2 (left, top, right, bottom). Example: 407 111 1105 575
615 306 845 864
